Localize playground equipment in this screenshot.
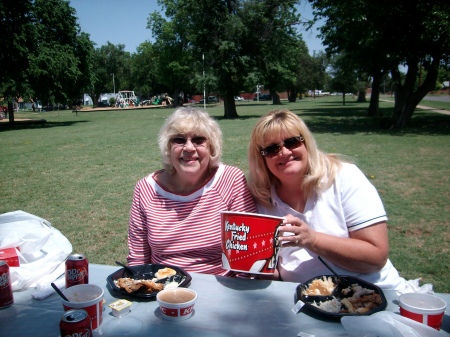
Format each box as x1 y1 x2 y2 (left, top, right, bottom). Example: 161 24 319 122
116 90 138 108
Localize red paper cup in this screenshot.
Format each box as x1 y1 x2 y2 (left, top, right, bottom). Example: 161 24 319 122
221 211 283 274
62 284 104 330
399 293 447 330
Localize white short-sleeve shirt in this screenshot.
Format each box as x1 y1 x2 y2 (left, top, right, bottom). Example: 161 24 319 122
257 163 405 290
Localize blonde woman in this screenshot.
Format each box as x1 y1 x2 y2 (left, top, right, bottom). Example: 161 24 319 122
248 109 405 289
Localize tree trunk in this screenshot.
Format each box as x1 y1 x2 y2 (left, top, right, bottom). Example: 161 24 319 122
288 88 297 102
341 92 346 106
270 91 281 105
172 89 181 106
223 92 238 119
358 90 367 103
88 91 100 108
391 60 438 128
8 102 14 123
368 73 381 116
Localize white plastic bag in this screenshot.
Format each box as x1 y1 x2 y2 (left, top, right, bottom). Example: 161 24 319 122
0 210 72 291
341 311 443 337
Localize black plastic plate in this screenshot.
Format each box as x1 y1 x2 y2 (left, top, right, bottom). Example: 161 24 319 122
107 263 192 299
296 275 387 318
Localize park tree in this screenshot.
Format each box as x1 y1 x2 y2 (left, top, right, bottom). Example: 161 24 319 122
0 0 35 121
151 0 305 118
88 43 131 107
309 51 328 97
131 42 161 100
308 0 450 128
328 53 358 105
0 0 95 120
286 48 312 102
246 1 306 105
0 0 34 99
147 9 196 106
28 0 94 107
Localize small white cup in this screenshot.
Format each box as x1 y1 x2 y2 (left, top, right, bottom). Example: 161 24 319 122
156 288 197 321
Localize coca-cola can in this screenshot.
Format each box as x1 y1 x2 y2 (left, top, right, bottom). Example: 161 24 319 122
0 260 14 309
60 309 92 337
65 253 89 288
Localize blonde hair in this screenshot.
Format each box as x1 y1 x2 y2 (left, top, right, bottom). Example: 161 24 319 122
158 107 222 173
248 109 347 208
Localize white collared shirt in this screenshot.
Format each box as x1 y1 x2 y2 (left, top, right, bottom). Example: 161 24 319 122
257 163 405 290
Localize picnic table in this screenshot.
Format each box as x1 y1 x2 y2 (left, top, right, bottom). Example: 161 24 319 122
1 263 449 336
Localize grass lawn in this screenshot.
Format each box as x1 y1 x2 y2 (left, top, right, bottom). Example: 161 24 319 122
1 97 449 292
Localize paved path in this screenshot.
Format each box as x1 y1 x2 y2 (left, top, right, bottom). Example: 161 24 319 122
416 104 450 115
380 99 450 116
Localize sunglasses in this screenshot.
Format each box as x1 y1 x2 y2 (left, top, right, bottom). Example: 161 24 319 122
170 136 208 146
260 136 304 157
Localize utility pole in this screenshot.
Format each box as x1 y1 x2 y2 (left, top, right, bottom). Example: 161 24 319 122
111 73 115 95
203 53 206 109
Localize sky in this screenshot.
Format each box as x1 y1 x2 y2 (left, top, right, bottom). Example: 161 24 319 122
69 0 325 55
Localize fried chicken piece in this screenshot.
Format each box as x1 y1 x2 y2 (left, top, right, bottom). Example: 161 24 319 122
116 277 144 293
341 293 382 313
141 280 165 293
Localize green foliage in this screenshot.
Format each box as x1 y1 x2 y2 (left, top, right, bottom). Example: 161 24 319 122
328 52 358 96
0 0 35 97
148 0 308 116
0 0 95 107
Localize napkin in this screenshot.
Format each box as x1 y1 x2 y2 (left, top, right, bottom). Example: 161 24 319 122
396 278 433 295
31 263 66 300
341 311 442 337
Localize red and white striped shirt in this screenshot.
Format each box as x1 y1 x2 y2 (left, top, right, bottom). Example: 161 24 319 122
127 164 257 275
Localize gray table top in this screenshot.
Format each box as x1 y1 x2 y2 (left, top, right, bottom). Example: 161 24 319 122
1 263 449 336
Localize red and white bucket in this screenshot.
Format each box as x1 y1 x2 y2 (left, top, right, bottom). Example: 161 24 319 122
61 284 104 330
399 293 447 330
220 211 283 274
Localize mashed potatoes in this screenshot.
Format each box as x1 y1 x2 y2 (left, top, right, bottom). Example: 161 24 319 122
301 276 336 296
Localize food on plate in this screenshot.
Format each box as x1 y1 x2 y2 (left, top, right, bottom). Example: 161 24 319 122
115 277 164 293
155 267 176 280
114 267 180 294
310 283 382 314
310 298 342 313
301 276 336 295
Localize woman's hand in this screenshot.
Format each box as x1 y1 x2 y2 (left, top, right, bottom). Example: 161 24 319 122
277 214 317 249
276 214 389 274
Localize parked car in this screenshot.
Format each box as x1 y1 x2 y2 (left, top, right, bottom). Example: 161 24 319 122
234 96 244 101
253 94 272 101
199 96 219 104
97 102 111 108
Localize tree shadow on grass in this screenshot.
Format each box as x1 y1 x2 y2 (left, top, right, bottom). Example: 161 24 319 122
227 105 450 136
0 120 89 132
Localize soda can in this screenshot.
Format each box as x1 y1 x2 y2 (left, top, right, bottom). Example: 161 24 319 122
0 260 14 309
60 309 92 337
65 253 89 288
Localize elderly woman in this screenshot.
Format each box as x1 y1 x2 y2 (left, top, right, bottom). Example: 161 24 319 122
248 109 405 289
127 107 256 275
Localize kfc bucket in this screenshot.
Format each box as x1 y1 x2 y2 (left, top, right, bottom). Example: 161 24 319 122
221 211 283 274
399 293 447 330
61 284 104 330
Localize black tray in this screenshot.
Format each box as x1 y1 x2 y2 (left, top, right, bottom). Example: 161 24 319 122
107 263 192 299
296 275 387 318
